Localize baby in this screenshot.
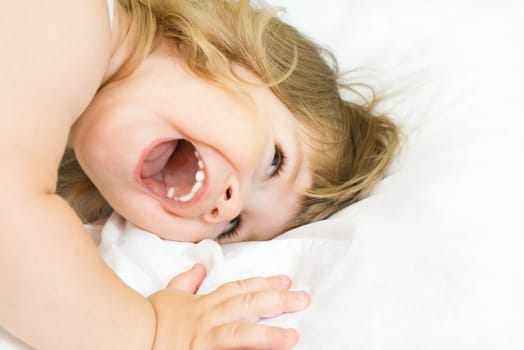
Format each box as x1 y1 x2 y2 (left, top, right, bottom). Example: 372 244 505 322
0 0 399 348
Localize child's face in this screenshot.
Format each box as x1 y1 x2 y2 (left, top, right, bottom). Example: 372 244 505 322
71 40 312 243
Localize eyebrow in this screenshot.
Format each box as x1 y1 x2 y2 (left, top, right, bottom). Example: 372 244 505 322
288 129 306 184
280 130 309 232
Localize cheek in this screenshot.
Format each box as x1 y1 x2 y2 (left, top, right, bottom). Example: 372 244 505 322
250 189 302 240
74 134 117 179
73 114 138 178
72 114 110 163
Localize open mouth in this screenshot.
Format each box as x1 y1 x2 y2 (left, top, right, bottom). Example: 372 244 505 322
140 139 205 203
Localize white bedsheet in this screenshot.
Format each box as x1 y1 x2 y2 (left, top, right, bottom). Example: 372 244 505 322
2 0 523 349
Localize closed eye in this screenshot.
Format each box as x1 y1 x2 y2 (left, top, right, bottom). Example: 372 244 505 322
216 215 242 242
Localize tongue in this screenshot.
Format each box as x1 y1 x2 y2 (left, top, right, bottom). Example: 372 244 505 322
163 140 198 196
141 141 178 178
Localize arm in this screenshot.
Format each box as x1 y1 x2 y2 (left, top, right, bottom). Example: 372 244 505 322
0 2 308 349
0 1 157 348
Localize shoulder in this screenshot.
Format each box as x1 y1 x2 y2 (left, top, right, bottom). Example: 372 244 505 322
0 0 114 188
1 0 113 120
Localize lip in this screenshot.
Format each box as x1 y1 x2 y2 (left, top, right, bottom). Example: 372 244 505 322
135 138 209 211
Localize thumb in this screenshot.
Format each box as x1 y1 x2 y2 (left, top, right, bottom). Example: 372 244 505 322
167 263 207 294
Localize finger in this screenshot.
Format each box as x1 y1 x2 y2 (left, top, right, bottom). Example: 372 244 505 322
214 289 310 323
203 323 299 350
206 275 292 304
166 263 207 293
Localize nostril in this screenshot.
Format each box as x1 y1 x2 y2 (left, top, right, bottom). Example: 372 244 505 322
211 208 218 217
225 187 232 200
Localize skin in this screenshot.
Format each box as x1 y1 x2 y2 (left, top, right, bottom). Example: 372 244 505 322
0 1 309 349
71 39 313 243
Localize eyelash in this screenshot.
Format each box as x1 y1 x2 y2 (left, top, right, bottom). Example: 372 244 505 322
217 145 286 242
217 215 242 241
268 144 287 178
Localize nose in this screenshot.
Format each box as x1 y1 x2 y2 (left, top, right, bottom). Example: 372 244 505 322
202 176 243 224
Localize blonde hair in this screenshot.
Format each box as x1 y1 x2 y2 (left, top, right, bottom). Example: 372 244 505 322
58 0 399 228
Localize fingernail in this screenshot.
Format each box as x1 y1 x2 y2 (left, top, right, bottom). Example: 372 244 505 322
279 275 291 288
294 291 310 307
281 328 299 345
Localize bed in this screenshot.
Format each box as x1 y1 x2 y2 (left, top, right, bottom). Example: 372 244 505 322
2 0 523 348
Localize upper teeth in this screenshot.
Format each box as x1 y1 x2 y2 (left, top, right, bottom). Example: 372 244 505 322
166 150 205 202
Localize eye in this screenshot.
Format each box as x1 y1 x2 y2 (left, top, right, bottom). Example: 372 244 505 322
265 145 286 178
217 216 242 241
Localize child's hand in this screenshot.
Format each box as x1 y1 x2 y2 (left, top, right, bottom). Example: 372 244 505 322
149 264 309 350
